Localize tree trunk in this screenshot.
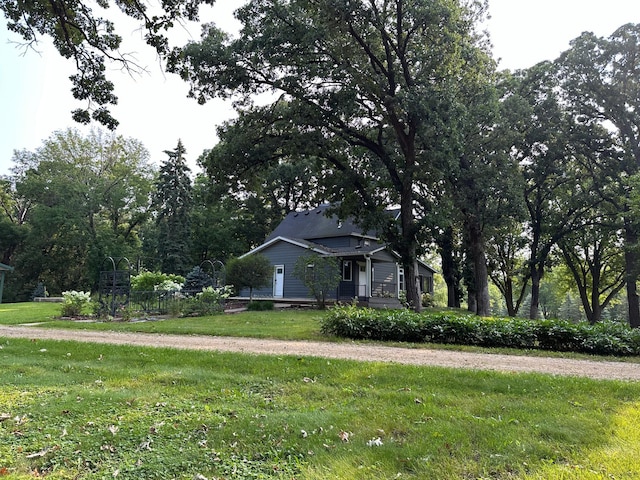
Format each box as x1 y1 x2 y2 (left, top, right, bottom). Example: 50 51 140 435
465 217 491 316
438 227 461 308
624 221 640 328
529 263 543 320
503 279 516 317
399 194 422 313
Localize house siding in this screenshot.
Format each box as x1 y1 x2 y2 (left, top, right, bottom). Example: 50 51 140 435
312 237 351 248
239 241 330 299
372 262 397 297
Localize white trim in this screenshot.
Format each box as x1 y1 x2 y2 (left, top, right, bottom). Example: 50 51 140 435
239 236 329 258
273 264 284 298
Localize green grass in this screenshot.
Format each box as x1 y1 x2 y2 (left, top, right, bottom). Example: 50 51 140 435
0 302 60 325
4 302 640 363
0 302 323 340
0 337 639 479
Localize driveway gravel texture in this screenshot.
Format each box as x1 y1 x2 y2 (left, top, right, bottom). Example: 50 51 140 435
1 325 640 381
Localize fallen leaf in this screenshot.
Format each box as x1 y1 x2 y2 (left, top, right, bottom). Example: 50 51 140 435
26 448 50 459
338 431 350 442
0 414 10 422
367 437 384 447
108 425 119 436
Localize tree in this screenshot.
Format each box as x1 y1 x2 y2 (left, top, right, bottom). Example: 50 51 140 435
152 140 193 275
7 128 154 298
556 24 640 327
293 253 341 309
1 0 215 128
556 198 626 324
446 75 526 316
486 221 529 317
172 0 493 311
508 62 602 320
226 254 272 301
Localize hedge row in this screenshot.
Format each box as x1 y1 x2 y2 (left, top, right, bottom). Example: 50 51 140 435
320 304 640 356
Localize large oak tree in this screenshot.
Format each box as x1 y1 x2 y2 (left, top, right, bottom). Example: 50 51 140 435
172 0 493 310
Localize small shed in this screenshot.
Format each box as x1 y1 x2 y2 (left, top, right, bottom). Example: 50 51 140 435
0 262 13 304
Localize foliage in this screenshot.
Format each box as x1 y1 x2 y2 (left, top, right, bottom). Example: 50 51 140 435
1 0 215 128
155 279 182 292
293 254 341 309
226 254 272 300
180 285 232 317
30 282 48 300
556 24 640 327
321 304 640 356
181 265 215 293
174 0 493 311
3 128 155 300
151 140 194 276
246 300 274 311
60 290 92 317
130 271 185 292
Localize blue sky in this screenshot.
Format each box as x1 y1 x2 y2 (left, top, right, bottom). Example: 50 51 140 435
1 0 639 176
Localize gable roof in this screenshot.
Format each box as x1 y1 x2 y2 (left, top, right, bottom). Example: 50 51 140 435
266 204 378 242
239 236 332 258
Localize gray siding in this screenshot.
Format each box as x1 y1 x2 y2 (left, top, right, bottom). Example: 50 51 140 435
313 236 351 248
372 262 397 297
239 241 321 299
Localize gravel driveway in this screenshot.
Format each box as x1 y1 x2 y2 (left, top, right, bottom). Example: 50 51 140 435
1 325 639 381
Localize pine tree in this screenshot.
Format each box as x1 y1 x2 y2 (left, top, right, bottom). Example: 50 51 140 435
153 140 193 275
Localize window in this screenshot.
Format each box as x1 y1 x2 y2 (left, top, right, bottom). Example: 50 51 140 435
342 260 352 281
420 275 433 294
398 267 405 292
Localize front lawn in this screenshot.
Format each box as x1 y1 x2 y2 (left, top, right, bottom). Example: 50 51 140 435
0 337 639 479
0 302 322 340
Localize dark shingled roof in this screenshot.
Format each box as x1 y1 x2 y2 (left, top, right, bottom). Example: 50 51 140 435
266 204 379 242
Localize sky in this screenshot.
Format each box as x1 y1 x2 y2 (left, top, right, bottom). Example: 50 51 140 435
1 0 639 176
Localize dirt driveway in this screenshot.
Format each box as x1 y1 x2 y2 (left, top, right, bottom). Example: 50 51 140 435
1 325 640 381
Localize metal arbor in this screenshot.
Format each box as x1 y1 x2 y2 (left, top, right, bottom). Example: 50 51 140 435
98 257 132 316
200 260 226 288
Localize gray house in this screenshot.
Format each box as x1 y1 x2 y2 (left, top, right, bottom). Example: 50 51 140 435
239 205 434 307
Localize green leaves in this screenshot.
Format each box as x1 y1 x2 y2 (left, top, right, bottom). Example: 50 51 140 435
322 305 640 356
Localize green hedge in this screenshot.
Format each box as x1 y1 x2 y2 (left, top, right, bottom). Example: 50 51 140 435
320 304 640 356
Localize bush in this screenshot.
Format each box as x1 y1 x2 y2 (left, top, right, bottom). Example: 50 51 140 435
180 286 233 317
182 266 215 293
247 300 275 311
131 271 185 292
61 290 92 317
321 305 640 356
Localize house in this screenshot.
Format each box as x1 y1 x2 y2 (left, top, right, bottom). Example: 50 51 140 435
238 204 434 308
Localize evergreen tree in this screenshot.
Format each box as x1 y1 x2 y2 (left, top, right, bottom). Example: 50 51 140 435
153 140 193 275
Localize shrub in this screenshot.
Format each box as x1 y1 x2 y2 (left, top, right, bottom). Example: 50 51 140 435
320 305 640 356
181 286 233 317
131 271 185 292
247 300 275 311
182 266 215 293
61 290 92 317
226 255 272 300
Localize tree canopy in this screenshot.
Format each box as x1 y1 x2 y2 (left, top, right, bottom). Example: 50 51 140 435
173 0 494 311
1 0 214 128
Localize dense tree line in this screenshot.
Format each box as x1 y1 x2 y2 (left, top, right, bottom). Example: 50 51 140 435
1 1 639 325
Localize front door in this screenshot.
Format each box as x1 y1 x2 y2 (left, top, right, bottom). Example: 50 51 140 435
273 265 284 298
358 262 367 297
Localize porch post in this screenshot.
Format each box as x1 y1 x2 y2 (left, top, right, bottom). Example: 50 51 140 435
365 255 372 298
